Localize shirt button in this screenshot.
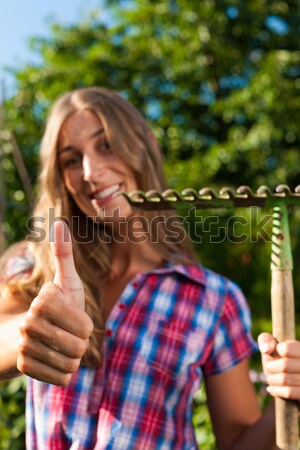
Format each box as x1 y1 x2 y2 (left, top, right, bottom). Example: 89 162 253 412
105 329 112 337
132 281 139 289
118 303 126 310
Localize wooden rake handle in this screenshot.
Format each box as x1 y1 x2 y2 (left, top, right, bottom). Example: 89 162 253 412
271 206 299 449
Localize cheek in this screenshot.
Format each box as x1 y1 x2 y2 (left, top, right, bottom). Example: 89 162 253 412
63 172 82 195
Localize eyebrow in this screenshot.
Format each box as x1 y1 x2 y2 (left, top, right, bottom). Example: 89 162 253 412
58 128 105 154
89 128 105 139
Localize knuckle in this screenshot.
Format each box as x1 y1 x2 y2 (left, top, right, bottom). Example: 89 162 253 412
18 336 30 354
18 319 28 336
285 386 293 397
17 355 29 375
65 358 80 374
81 338 89 355
86 317 94 337
265 375 273 386
30 296 49 317
281 373 289 384
19 313 35 336
58 373 72 387
278 340 297 356
278 344 288 357
72 338 88 358
80 314 94 339
281 358 289 372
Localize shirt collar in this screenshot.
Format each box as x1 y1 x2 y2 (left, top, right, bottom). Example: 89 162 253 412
146 262 207 287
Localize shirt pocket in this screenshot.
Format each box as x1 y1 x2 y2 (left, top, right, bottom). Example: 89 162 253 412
140 320 199 378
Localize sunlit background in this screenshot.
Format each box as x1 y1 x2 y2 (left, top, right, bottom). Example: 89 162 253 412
0 1 299 448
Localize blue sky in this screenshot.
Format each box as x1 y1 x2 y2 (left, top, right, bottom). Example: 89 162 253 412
0 2 289 73
0 0 102 88
0 2 289 95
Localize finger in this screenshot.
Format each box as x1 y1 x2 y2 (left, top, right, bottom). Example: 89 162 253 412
263 357 300 375
257 332 278 356
276 340 300 358
50 220 84 309
24 321 89 360
18 335 82 374
17 353 73 386
266 372 300 387
28 283 93 339
266 385 300 400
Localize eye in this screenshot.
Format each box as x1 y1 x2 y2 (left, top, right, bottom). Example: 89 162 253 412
61 154 82 169
97 140 113 155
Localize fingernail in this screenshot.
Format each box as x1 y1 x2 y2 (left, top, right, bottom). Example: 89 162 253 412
259 342 271 353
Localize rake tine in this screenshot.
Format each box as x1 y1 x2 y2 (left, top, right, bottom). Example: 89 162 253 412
181 188 200 201
162 189 183 202
219 187 236 199
276 184 292 195
257 185 273 196
199 187 218 198
236 185 255 197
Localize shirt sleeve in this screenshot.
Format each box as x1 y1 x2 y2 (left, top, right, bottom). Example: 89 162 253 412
202 279 258 376
0 243 35 283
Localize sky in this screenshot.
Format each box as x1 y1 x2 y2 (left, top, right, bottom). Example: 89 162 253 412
0 2 288 97
0 0 103 92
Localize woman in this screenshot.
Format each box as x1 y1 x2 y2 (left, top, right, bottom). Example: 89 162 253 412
0 87 298 449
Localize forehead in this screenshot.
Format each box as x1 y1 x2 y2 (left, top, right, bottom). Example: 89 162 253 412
58 110 104 148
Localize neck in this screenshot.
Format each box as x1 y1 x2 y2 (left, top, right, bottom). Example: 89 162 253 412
107 218 163 281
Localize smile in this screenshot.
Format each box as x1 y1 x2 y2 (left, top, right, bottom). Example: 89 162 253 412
90 183 121 205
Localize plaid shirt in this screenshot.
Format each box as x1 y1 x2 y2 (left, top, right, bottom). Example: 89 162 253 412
22 263 257 450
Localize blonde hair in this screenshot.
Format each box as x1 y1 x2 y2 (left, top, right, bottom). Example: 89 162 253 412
1 87 197 366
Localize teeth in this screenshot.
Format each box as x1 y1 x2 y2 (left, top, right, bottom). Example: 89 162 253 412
94 184 120 200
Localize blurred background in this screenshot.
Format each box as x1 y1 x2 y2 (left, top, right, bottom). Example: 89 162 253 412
0 0 299 448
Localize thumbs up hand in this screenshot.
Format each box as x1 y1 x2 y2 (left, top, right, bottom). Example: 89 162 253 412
17 221 94 386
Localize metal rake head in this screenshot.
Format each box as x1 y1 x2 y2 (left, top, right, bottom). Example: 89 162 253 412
120 185 300 210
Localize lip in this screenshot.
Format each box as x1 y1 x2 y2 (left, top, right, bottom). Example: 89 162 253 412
89 183 122 207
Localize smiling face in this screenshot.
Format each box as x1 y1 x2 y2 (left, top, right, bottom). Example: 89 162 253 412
57 109 138 222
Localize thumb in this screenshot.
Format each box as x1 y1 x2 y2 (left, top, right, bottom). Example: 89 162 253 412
257 332 278 356
50 220 84 309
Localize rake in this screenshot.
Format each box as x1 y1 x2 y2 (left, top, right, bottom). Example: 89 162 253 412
122 184 300 450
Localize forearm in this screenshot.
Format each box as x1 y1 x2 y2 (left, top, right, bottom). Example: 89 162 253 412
229 401 277 450
0 313 25 380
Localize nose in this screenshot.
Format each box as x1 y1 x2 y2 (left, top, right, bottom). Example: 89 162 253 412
82 152 105 183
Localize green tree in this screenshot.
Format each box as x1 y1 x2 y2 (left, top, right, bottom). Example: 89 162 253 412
0 1 299 448
2 0 299 308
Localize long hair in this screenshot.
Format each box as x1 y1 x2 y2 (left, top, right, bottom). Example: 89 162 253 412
1 87 197 366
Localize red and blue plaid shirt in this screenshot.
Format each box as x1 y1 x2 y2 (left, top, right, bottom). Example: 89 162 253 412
2 251 257 449
23 262 257 450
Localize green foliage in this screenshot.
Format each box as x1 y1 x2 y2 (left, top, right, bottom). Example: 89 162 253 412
0 0 299 447
193 387 216 449
0 378 26 449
